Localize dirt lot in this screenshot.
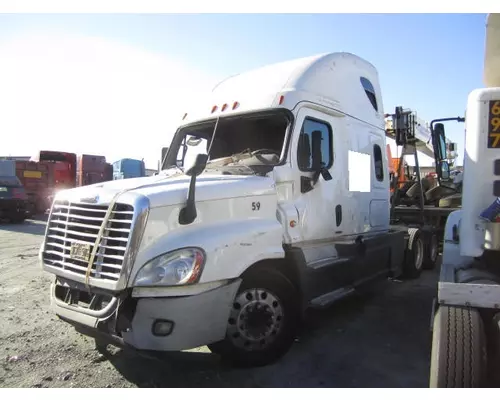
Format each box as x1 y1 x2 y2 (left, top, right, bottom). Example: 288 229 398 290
0 218 437 388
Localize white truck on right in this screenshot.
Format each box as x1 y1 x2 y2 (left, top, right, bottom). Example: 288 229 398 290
430 13 500 387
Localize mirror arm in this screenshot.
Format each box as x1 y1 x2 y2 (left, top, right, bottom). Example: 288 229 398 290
311 170 321 185
179 173 198 225
178 153 208 226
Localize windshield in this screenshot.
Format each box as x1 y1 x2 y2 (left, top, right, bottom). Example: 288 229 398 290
168 111 290 175
0 176 22 186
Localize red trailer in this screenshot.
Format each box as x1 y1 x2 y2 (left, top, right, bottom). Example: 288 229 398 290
77 154 108 186
30 150 77 190
27 150 77 214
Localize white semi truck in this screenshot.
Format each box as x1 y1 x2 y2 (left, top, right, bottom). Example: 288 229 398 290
39 52 445 367
429 13 500 387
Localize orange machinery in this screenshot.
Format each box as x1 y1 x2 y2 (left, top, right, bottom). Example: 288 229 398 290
386 145 407 192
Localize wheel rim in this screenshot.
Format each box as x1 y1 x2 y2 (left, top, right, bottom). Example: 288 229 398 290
227 288 284 351
430 234 438 262
415 238 424 270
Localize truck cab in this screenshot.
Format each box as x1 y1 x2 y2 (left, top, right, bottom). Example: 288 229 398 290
40 52 422 367
112 158 146 180
429 14 500 387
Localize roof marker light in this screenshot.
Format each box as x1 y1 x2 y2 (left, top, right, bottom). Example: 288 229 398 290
182 113 188 120
211 105 218 113
279 95 285 105
221 103 228 112
232 101 240 110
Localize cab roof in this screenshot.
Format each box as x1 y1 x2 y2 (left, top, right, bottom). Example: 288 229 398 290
181 52 384 130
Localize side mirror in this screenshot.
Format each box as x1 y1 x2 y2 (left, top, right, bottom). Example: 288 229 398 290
433 123 447 161
311 130 323 171
439 160 450 180
185 153 208 177
298 130 332 194
297 133 311 169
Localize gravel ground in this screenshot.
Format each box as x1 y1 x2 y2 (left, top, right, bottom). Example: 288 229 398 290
0 218 437 388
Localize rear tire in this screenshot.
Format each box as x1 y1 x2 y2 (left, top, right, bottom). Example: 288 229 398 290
423 232 439 270
429 305 487 388
403 228 424 279
208 267 300 368
10 212 26 224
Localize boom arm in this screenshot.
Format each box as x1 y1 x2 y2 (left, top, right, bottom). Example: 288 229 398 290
484 13 500 87
385 109 458 162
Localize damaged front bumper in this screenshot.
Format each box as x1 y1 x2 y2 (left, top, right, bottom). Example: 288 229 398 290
50 277 241 352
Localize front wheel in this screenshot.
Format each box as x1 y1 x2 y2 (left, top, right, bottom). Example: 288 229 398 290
10 211 26 224
429 305 487 387
208 267 300 368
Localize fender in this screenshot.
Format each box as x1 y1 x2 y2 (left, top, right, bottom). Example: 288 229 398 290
442 210 474 269
129 209 285 286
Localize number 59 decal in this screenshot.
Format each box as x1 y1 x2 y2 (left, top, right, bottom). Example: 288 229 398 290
252 201 261 211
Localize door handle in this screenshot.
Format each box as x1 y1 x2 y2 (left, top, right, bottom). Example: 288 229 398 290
335 204 342 227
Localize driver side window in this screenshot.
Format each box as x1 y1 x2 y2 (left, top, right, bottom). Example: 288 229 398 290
297 117 333 171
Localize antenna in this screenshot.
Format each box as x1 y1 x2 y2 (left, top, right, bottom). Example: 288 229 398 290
206 115 221 161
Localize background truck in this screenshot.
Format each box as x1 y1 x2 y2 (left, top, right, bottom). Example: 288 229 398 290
40 51 442 367
429 13 500 388
0 160 16 177
15 160 53 216
77 154 109 186
0 160 28 222
0 175 28 223
112 158 146 180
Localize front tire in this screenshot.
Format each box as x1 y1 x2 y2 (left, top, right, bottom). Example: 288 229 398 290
10 211 26 224
208 267 300 368
430 306 487 387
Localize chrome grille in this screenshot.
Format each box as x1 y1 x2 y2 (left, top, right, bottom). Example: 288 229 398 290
42 200 134 282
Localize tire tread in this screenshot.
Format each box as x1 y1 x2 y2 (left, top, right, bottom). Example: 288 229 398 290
430 305 486 387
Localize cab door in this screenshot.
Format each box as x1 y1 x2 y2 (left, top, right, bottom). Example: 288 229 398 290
290 106 356 299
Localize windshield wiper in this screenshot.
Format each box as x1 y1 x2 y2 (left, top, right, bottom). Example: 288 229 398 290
159 164 184 176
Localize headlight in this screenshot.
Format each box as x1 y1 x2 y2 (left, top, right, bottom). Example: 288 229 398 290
133 247 205 287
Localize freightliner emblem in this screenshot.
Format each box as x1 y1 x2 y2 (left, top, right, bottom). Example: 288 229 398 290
80 195 99 204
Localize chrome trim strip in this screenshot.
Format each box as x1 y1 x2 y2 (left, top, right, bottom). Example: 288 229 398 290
41 191 150 292
118 194 150 291
39 198 57 260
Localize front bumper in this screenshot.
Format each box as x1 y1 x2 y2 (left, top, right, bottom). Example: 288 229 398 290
50 278 241 351
0 198 26 218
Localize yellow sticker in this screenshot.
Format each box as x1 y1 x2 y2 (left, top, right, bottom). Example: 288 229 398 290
488 100 500 148
23 170 42 178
